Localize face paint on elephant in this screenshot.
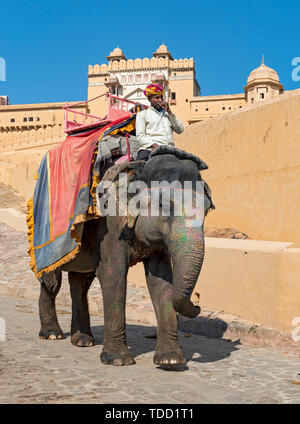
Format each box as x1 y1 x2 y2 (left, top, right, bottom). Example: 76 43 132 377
163 215 204 318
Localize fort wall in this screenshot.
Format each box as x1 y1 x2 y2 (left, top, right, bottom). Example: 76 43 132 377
175 88 300 243
128 238 300 332
0 101 86 153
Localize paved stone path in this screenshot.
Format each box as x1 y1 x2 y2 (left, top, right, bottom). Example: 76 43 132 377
0 222 156 325
1 295 300 404
0 183 26 213
0 208 300 404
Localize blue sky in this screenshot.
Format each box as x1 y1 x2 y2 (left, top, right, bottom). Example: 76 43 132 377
0 0 299 104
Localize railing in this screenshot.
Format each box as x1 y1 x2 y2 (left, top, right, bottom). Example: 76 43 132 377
63 93 108 134
107 94 141 121
63 92 147 134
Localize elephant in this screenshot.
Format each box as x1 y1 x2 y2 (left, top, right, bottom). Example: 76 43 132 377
38 147 214 367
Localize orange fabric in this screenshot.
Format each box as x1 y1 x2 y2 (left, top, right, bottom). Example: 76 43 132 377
49 128 104 239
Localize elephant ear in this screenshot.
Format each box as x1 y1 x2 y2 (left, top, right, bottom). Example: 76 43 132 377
201 178 216 214
101 160 146 229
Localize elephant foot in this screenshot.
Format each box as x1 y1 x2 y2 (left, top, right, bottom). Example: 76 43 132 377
154 348 186 367
39 327 64 340
71 330 95 347
100 345 136 366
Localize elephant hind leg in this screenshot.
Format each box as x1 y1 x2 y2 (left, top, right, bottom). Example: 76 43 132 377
69 271 95 347
39 270 64 340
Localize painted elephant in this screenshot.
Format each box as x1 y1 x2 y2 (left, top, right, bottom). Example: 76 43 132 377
38 148 213 367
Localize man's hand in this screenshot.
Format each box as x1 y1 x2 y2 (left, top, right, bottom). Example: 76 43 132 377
151 143 159 149
161 101 172 115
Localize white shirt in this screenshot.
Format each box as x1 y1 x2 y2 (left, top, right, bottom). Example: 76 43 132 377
136 106 184 151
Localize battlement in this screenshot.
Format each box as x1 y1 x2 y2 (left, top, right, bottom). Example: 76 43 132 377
88 57 194 76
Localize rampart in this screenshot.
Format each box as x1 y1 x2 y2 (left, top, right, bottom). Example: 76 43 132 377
0 101 86 153
128 238 300 332
175 88 300 243
0 101 86 199
88 57 194 76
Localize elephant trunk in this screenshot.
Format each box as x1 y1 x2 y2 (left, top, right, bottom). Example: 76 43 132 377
164 216 204 318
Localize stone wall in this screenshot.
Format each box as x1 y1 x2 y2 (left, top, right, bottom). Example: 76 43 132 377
0 149 49 201
0 124 65 152
189 93 247 123
175 88 300 243
128 238 300 332
0 101 86 153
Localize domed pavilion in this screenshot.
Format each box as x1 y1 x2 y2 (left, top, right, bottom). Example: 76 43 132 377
244 56 283 104
152 43 173 60
106 47 127 62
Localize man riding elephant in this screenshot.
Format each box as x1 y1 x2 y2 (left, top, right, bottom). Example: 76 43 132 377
136 83 184 161
37 146 214 367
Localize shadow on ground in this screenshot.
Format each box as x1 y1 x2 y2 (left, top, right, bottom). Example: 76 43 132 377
63 321 241 366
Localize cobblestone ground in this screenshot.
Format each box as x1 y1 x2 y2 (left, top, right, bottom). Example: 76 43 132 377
1 221 300 404
0 295 300 404
0 222 155 323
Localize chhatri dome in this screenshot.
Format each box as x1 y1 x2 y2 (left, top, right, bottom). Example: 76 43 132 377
153 43 173 60
244 56 283 103
106 46 126 61
157 43 168 53
247 56 281 84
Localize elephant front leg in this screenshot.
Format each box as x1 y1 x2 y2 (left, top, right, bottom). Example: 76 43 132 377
39 270 64 340
69 271 95 347
96 236 135 366
144 254 186 366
